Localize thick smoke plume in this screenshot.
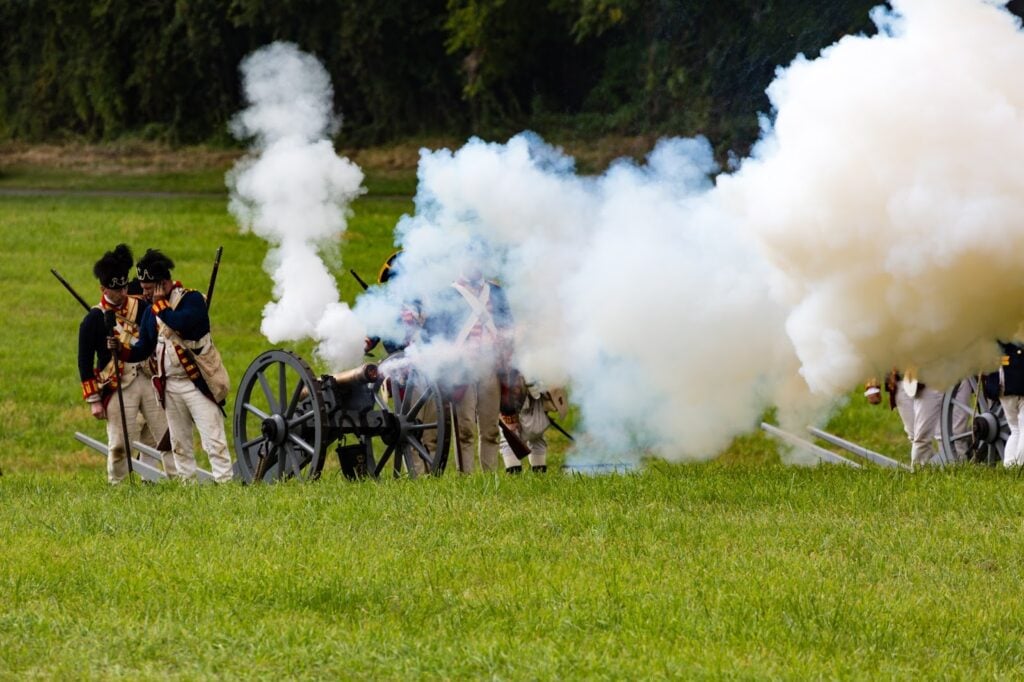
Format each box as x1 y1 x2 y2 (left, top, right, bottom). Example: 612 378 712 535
720 0 1024 396
227 42 367 371
233 0 1024 464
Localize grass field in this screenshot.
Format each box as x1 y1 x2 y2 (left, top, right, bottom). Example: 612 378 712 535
1 154 1020 679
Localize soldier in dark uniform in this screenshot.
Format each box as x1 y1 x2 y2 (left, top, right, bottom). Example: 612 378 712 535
998 340 1024 466
78 244 175 483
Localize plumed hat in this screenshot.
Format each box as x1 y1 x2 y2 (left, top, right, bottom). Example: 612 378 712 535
93 244 133 289
136 248 174 282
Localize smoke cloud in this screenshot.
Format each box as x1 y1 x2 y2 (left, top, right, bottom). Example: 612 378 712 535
231 0 1024 465
720 0 1024 396
227 42 367 371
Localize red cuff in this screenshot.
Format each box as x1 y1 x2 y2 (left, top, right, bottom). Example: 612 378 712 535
82 378 99 400
151 299 169 315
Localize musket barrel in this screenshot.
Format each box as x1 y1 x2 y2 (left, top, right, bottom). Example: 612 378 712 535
51 269 91 311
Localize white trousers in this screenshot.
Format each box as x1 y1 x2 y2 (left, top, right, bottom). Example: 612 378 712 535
1000 395 1024 467
500 396 548 469
453 373 501 473
105 376 175 483
164 376 233 483
896 385 944 467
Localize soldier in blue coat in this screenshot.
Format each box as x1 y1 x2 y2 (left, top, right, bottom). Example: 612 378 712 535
111 249 233 482
78 244 174 482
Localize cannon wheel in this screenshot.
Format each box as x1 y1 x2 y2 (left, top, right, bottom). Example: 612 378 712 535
370 351 450 478
940 375 1008 465
233 349 328 483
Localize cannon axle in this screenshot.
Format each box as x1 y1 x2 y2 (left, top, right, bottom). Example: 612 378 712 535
261 414 289 444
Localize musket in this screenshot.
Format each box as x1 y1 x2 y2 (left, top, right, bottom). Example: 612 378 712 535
498 418 532 460
206 246 223 310
547 416 575 442
349 269 370 291
104 309 135 485
51 269 91 312
451 408 464 473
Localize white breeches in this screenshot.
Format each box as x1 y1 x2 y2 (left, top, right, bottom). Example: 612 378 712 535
164 376 232 483
896 385 944 467
105 376 175 483
1000 395 1024 467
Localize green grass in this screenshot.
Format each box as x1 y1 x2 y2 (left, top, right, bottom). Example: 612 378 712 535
0 164 417 197
3 467 1024 678
0 165 1014 679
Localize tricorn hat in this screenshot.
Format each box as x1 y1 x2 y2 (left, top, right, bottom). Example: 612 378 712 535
93 244 133 289
136 248 174 282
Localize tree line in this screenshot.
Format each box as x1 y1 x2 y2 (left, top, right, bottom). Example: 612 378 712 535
0 1 915 154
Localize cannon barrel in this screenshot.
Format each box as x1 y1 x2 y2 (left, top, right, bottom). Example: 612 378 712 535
332 363 379 386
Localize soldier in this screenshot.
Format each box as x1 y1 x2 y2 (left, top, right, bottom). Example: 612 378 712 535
997 340 1024 467
866 368 945 467
424 262 514 473
365 250 422 356
78 244 175 483
499 378 568 474
111 249 233 482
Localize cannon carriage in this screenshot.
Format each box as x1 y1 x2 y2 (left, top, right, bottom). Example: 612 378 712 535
232 349 451 482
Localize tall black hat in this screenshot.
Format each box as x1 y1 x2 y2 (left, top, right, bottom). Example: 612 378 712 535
136 249 174 282
93 244 133 289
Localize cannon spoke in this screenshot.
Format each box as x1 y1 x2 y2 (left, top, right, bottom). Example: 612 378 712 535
243 402 270 420
373 379 391 412
405 422 438 432
288 432 316 456
278 361 288 418
257 371 278 414
288 410 315 428
241 434 268 451
950 398 973 415
373 443 396 477
287 452 306 479
405 387 433 420
408 437 435 467
286 381 306 419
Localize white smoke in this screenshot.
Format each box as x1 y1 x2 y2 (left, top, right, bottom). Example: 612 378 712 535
233 0 1024 464
355 134 799 461
358 0 1024 463
227 41 367 370
719 0 1024 394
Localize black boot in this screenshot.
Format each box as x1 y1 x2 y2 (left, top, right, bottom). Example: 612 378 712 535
531 465 547 473
505 465 523 474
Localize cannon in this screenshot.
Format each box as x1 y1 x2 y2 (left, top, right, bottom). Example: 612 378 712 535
232 349 451 482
